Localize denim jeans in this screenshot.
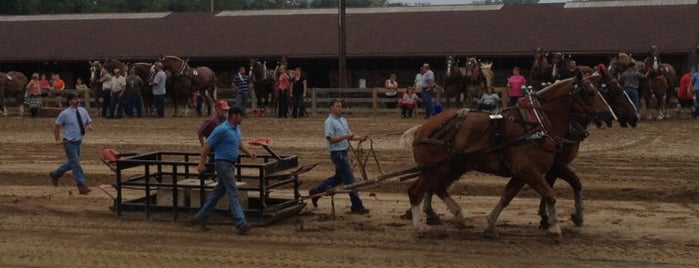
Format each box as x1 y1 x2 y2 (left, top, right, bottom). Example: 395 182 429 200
309 150 364 211
624 87 640 112
694 90 699 117
127 95 143 117
51 140 86 187
422 89 434 118
154 94 165 117
236 91 248 110
109 91 124 118
195 160 247 228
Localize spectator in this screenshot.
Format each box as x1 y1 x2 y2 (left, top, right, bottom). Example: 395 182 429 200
507 66 526 107
49 93 93 195
384 73 398 109
691 65 699 118
99 68 112 117
232 66 250 111
150 63 167 118
308 99 370 215
398 86 420 118
125 68 144 117
477 87 501 112
187 105 255 235
25 73 42 117
291 66 307 118
50 74 66 97
559 59 581 80
39 74 51 96
74 78 88 98
195 100 230 190
276 64 290 118
109 68 126 119
619 62 648 113
677 67 694 117
417 63 435 118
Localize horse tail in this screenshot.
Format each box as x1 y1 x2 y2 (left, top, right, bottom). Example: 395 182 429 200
399 125 421 152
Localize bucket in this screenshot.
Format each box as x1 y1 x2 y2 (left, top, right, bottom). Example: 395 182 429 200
434 104 442 114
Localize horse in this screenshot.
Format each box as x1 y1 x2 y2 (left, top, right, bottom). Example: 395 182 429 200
0 71 29 116
249 58 278 115
442 55 466 108
529 48 555 92
640 44 678 120
158 55 217 116
405 70 631 231
129 62 156 116
463 57 486 108
399 73 607 240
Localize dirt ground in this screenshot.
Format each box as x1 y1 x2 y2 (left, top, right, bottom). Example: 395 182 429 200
1 109 698 267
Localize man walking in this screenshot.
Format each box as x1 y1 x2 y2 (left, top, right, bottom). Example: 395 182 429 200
187 105 256 235
49 93 93 195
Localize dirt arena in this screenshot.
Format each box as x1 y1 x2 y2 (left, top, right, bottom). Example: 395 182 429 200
1 110 698 267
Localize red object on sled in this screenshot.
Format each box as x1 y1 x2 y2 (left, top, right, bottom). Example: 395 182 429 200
101 147 121 164
248 138 273 146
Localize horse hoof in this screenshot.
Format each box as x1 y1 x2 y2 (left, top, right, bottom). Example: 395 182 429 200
571 214 584 227
400 209 413 220
539 219 550 230
483 228 499 239
547 231 563 243
426 215 443 226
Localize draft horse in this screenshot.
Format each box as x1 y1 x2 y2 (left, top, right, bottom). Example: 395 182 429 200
443 55 465 108
529 48 556 92
249 58 278 115
158 55 217 116
407 70 632 232
400 73 605 240
641 44 677 120
0 71 29 116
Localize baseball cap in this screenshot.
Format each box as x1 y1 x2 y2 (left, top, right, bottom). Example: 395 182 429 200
214 100 230 110
228 105 246 117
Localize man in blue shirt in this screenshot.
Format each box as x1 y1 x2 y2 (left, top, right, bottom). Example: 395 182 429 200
692 66 699 118
49 93 93 195
187 105 256 235
308 99 370 215
232 66 250 110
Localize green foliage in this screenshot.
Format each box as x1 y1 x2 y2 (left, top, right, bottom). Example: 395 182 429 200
484 0 540 4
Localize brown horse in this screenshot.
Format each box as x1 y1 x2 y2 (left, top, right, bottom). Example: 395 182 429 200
400 73 605 240
158 56 217 116
641 45 677 120
529 48 555 92
129 62 155 116
407 71 630 231
249 58 278 115
442 55 466 108
0 71 29 116
463 57 486 108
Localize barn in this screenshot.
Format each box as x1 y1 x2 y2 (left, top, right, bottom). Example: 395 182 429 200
1 0 698 89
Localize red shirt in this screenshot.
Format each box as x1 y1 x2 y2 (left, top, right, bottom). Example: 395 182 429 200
678 74 693 100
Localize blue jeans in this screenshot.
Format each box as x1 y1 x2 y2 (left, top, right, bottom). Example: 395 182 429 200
154 94 165 117
694 90 699 117
101 90 111 117
195 160 248 228
236 91 248 109
127 95 143 117
422 89 434 118
624 87 640 112
51 140 86 187
109 91 124 118
309 150 364 211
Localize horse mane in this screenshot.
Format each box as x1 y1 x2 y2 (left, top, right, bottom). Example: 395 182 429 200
399 125 421 154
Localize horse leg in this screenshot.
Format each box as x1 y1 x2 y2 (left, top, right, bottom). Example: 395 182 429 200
407 175 431 233
484 178 526 239
526 175 562 240
538 163 584 229
434 189 467 228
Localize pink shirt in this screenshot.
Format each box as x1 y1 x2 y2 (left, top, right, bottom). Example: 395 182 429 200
508 75 527 97
278 74 289 91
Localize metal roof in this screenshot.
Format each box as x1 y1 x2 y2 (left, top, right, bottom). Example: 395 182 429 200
0 2 697 62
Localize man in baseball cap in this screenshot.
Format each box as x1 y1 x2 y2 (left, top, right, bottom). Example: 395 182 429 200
214 100 230 110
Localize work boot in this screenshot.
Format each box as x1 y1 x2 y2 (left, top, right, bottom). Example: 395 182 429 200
49 172 59 187
237 223 253 235
78 186 91 195
184 217 210 231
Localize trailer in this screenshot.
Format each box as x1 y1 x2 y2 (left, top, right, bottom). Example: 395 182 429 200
106 140 315 225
